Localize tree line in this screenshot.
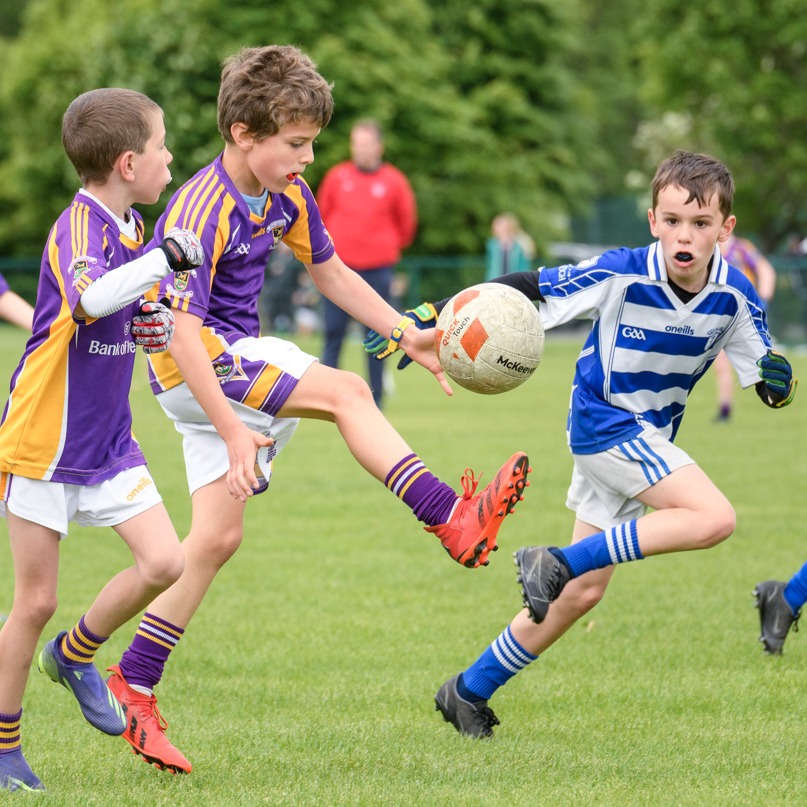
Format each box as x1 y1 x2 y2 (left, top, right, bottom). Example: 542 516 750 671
0 0 805 257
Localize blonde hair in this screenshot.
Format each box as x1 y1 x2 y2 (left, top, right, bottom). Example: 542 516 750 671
218 45 334 143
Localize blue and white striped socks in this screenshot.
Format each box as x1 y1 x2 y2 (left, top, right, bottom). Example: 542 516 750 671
459 626 537 702
560 520 643 578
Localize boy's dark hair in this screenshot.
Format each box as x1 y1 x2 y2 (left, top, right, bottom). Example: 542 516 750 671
62 89 162 186
652 151 734 220
218 45 334 143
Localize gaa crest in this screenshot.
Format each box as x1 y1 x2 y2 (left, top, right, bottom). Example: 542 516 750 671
212 355 249 385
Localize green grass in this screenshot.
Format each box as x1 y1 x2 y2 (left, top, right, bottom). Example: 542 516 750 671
1 324 806 806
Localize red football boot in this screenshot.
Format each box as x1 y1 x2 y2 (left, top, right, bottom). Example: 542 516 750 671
106 665 191 774
425 452 530 568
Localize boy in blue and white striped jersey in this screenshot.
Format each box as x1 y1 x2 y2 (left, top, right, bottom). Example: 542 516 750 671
369 151 797 737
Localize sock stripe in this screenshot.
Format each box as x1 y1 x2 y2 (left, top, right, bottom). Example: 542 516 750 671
390 462 425 496
491 641 522 674
398 467 428 498
385 455 419 492
62 616 107 664
73 626 103 653
134 629 176 651
491 627 536 673
0 711 21 750
500 626 536 666
463 627 537 700
139 623 182 645
142 614 184 639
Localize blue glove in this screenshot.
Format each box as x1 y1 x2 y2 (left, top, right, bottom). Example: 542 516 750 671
363 303 438 369
757 349 797 407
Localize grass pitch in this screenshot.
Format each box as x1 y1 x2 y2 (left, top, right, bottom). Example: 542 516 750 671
1 325 806 806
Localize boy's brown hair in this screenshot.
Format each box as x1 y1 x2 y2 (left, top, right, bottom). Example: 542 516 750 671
62 88 162 186
652 150 734 220
217 45 334 143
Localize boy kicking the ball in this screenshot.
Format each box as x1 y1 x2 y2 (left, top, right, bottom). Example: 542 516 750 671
106 45 530 773
371 151 796 737
0 88 204 791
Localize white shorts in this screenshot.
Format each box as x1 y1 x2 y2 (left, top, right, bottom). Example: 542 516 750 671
565 428 696 530
0 466 162 540
157 335 315 495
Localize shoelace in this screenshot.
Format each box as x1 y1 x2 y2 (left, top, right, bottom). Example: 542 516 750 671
478 705 500 728
134 694 169 732
459 469 482 499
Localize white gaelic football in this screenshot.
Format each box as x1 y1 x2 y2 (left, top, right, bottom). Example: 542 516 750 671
434 284 544 394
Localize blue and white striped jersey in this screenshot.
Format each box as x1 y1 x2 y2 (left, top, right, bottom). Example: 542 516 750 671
538 242 771 454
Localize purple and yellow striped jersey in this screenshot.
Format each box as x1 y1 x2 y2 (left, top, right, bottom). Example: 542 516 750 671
0 193 146 484
147 155 335 393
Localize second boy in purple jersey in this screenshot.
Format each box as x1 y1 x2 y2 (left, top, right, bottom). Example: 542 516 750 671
106 45 531 774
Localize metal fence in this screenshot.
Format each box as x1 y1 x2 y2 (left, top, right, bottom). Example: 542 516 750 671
5 252 807 345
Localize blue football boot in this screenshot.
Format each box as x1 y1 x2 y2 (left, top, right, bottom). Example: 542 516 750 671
0 749 44 792
38 631 126 735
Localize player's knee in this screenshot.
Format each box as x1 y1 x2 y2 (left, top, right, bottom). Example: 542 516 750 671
205 527 244 568
568 578 608 614
140 550 185 590
330 370 374 412
696 501 736 548
18 593 58 629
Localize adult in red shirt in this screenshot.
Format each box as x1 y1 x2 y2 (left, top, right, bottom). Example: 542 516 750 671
317 119 417 408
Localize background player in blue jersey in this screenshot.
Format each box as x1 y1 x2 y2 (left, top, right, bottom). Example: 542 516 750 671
369 151 797 737
0 88 204 791
105 46 530 774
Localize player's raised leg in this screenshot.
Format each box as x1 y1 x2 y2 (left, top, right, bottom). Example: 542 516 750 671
277 361 531 568
516 463 734 623
436 519 613 737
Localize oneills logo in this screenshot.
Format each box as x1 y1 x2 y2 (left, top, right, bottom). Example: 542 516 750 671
126 476 153 501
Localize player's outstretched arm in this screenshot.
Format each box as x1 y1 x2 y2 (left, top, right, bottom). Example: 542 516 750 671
169 309 272 501
307 255 452 394
0 290 34 331
756 349 797 408
77 228 204 320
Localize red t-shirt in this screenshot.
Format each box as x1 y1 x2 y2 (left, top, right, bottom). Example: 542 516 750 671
316 161 417 270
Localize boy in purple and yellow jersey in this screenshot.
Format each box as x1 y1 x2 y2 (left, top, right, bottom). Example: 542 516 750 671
106 45 531 774
0 88 204 792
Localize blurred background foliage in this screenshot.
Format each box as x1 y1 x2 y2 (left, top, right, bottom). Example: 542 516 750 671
0 0 805 257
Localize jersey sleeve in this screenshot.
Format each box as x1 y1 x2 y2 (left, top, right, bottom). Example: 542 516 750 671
723 290 771 388
155 171 235 319
281 179 335 265
52 203 115 320
538 249 637 329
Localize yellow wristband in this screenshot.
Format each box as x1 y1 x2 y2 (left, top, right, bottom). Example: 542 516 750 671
376 316 414 360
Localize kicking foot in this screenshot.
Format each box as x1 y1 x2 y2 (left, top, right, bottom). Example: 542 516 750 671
426 452 531 568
